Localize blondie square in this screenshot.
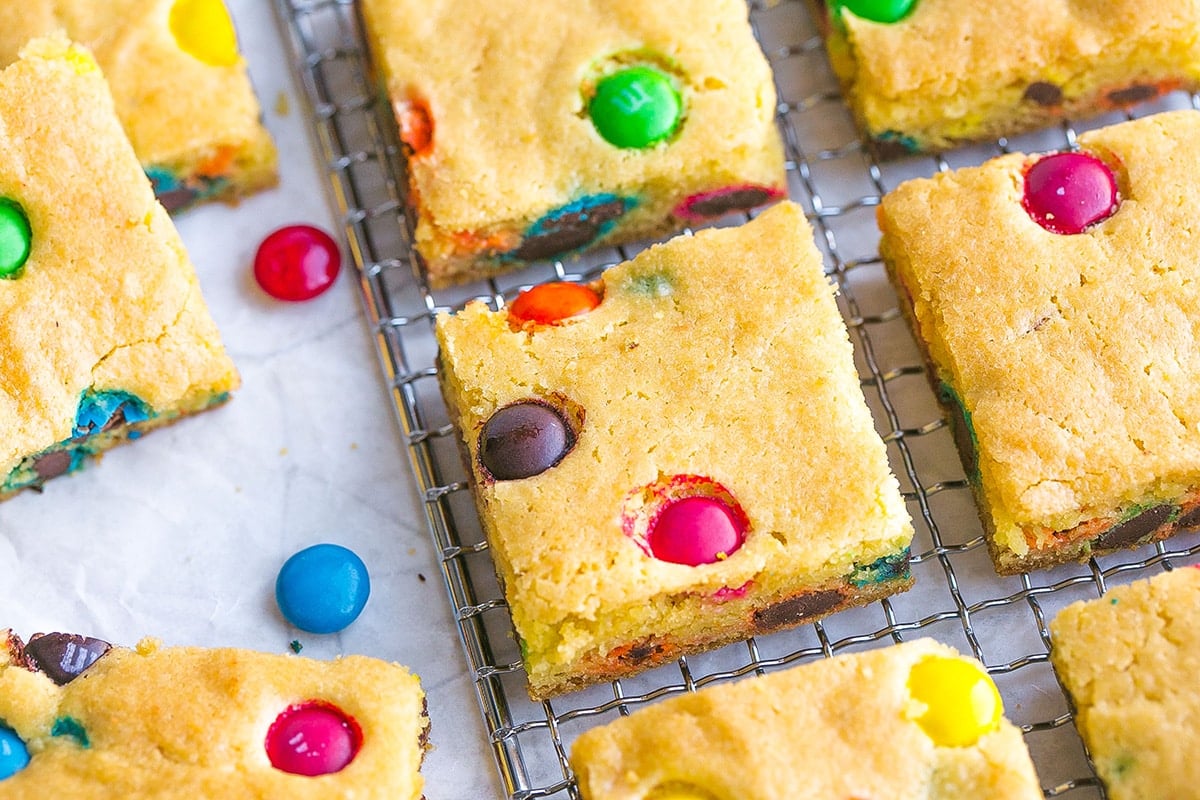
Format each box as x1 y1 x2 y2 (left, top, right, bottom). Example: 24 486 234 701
360 0 787 287
879 110 1200 573
0 36 239 499
1049 567 1200 800
571 638 1043 800
809 0 1200 155
436 202 913 698
0 0 277 211
0 629 428 798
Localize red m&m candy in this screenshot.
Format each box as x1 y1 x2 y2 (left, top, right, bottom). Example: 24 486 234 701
254 224 341 302
647 496 747 566
1022 151 1119 235
508 282 601 326
266 701 362 776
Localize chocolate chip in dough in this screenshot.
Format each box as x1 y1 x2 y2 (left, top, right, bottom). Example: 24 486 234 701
1094 504 1174 551
752 589 844 633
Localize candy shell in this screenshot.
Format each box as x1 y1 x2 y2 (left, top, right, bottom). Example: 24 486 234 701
275 544 371 634
906 655 1002 747
254 224 341 302
480 401 575 481
0 724 29 780
0 198 32 279
169 0 239 67
508 282 601 326
1022 151 1119 235
836 0 917 23
647 496 747 566
588 66 682 149
266 701 361 776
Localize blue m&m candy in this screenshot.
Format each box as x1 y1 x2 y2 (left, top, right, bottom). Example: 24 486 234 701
0 724 29 780
275 544 371 634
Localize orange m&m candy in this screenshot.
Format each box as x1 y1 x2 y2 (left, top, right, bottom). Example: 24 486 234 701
508 282 601 326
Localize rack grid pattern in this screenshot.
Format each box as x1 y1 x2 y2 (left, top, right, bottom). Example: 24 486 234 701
273 1 1200 797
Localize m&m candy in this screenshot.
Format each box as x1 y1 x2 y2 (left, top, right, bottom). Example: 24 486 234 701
836 0 917 23
0 198 32 279
480 401 575 481
275 544 371 634
254 224 342 302
589 66 683 149
906 655 1002 747
508 282 601 326
0 724 29 780
169 0 239 67
646 496 747 566
266 701 361 776
1022 151 1119 235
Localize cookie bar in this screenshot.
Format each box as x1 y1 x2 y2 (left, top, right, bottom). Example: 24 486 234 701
1049 566 1200 800
571 638 1043 799
878 110 1200 573
809 0 1200 156
0 0 277 211
0 36 239 500
436 202 914 699
0 629 428 798
360 0 787 287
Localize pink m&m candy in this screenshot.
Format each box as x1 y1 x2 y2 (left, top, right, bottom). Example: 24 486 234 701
265 701 361 776
647 496 747 566
254 224 341 302
1022 151 1118 235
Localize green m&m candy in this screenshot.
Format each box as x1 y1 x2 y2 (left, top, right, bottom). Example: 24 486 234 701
588 66 683 149
836 0 917 23
0 198 31 279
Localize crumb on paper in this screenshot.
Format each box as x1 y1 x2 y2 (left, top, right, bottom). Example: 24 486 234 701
350 442 359 451
418 573 426 582
407 547 417 556
289 640 303 654
274 90 290 117
279 447 288 457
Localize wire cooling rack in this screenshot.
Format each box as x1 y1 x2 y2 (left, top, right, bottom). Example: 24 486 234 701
273 1 1200 797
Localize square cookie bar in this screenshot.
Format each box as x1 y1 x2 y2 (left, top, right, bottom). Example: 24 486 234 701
571 638 1043 799
0 0 277 212
878 110 1200 574
436 202 914 699
0 36 239 500
1049 567 1200 800
0 630 428 798
360 0 787 287
808 0 1200 155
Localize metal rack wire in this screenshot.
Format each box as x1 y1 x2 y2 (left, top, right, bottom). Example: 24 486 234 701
273 1 1200 797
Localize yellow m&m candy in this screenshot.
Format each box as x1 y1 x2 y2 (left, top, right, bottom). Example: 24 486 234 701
906 655 1002 747
169 0 239 67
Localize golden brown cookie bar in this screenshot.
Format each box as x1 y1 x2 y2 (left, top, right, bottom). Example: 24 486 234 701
360 0 786 287
1049 567 1200 800
0 0 277 211
0 630 428 798
878 110 1200 573
0 36 239 500
436 202 913 699
571 638 1043 799
809 0 1200 155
